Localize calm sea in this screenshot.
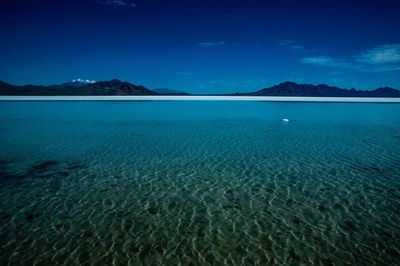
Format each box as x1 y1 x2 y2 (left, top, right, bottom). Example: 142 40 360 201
1 101 399 265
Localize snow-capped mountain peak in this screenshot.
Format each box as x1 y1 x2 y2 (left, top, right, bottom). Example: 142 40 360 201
71 78 96 84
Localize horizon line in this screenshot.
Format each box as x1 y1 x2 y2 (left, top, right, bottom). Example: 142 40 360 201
0 79 399 93
1 95 400 103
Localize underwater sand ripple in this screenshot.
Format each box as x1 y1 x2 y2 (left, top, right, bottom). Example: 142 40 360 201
0 118 400 265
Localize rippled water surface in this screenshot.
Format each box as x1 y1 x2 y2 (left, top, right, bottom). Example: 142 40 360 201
1 101 400 265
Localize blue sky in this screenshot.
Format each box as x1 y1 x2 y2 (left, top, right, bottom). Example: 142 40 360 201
0 0 400 93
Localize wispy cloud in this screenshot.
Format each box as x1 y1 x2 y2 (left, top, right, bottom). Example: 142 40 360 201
276 40 305 51
300 43 400 72
300 56 351 68
98 0 136 7
355 44 400 64
287 45 304 50
197 42 226 48
278 40 296 45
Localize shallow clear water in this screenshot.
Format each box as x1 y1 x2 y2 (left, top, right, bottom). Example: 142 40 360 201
0 101 400 265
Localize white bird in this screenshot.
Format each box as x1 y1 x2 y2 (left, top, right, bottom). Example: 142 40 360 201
282 118 290 123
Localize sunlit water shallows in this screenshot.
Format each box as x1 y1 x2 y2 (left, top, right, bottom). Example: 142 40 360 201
1 101 400 265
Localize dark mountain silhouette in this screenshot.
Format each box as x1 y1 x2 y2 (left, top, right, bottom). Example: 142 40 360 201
1 80 399 97
0 79 157 95
0 81 14 90
236 81 400 97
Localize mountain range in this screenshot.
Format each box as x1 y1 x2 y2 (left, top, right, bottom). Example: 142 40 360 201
0 79 156 96
237 81 400 97
1 79 400 97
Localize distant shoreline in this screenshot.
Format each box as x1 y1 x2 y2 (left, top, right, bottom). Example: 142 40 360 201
1 96 400 103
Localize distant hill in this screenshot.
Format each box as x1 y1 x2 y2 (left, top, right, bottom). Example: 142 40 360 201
236 81 400 97
1 80 400 97
0 79 157 95
153 88 188 95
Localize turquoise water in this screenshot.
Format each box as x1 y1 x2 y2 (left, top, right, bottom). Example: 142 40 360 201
0 101 400 265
